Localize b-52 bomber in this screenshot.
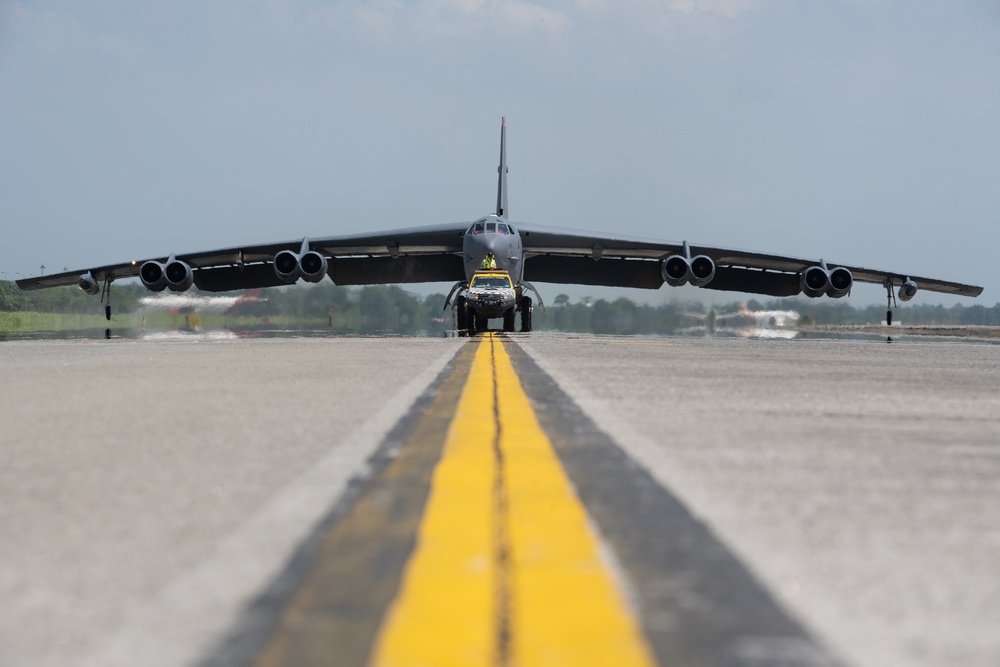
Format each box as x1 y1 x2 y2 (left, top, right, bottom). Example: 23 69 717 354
16 118 983 333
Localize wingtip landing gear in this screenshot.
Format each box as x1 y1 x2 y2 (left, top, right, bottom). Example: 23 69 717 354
883 278 897 343
100 275 114 339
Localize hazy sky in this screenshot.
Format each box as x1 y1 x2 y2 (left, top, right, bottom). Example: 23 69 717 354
2 0 997 305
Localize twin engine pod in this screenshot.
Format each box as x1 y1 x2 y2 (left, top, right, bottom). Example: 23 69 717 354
273 249 328 283
140 257 194 292
661 243 716 287
800 264 853 299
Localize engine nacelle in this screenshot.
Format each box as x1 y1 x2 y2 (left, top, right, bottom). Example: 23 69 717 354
141 258 194 292
800 266 829 298
140 261 169 292
689 255 716 287
273 249 328 284
273 250 302 283
800 265 853 298
661 254 715 287
826 266 853 299
898 279 918 302
662 255 690 287
79 273 100 295
299 250 328 283
164 259 194 292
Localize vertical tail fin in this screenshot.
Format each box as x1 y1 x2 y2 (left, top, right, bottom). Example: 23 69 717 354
496 117 508 217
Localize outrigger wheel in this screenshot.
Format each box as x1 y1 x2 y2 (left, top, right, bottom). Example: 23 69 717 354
520 296 532 333
884 279 897 326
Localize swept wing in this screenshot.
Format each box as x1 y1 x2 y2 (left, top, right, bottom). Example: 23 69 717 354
515 222 982 298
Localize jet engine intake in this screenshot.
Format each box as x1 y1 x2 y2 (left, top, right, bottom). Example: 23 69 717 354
140 261 169 292
273 250 302 283
79 273 100 295
826 266 853 299
800 266 828 298
164 259 194 292
661 252 715 287
299 250 328 283
898 279 918 302
689 255 716 287
662 256 690 287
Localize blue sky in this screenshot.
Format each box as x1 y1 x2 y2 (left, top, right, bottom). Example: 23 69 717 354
2 1 997 305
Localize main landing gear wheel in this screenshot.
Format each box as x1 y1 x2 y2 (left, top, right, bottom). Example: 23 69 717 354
456 295 469 335
503 308 516 332
883 279 897 343
884 279 897 327
520 296 533 333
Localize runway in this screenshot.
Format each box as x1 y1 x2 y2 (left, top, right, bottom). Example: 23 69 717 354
2 333 999 667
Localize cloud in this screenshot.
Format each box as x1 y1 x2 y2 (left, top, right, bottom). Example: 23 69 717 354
341 0 572 40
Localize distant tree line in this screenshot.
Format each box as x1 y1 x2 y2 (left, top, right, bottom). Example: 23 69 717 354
3 280 999 335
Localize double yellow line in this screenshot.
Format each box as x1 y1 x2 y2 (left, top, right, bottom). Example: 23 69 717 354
370 334 654 666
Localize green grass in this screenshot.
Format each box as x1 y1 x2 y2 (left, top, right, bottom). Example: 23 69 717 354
0 311 115 332
0 311 330 333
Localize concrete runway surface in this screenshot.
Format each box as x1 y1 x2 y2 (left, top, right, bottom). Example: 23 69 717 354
2 333 999 667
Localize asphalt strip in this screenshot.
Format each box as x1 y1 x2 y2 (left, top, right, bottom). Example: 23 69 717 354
194 334 846 667
505 340 845 667
72 341 465 667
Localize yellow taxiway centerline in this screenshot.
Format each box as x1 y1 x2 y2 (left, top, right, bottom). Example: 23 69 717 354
370 333 655 666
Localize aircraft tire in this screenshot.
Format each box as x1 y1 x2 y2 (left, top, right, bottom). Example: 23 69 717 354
468 308 478 335
456 295 469 334
520 296 532 332
476 313 489 333
503 308 516 332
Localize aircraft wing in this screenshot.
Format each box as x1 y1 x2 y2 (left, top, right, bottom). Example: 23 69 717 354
15 222 470 293
516 222 983 298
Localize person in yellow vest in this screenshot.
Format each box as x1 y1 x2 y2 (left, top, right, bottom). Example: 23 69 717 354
481 252 497 270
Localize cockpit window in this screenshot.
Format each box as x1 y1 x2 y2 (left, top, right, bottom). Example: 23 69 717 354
471 276 513 289
486 222 497 233
471 222 485 234
498 223 509 234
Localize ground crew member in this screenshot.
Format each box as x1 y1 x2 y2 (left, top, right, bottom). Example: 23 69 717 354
481 252 497 269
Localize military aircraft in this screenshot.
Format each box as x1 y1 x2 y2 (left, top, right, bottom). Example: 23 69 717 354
16 118 983 332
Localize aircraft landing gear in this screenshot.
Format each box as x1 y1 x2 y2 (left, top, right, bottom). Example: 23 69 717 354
455 295 469 335
100 275 113 339
884 279 898 326
503 308 516 332
520 296 532 333
883 279 898 343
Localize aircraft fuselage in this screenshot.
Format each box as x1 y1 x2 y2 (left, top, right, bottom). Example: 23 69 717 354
462 214 525 287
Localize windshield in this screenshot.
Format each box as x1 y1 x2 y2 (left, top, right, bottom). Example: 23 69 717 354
471 276 512 289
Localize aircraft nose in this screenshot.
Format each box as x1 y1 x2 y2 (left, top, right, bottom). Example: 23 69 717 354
469 234 505 259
